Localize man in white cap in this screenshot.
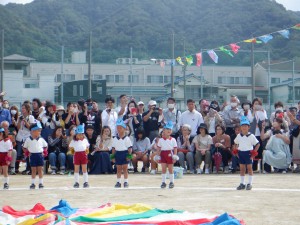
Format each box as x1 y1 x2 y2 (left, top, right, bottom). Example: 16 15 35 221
162 97 181 139
142 100 163 142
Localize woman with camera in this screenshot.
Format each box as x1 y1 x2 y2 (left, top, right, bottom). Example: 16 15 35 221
48 126 68 175
15 103 35 174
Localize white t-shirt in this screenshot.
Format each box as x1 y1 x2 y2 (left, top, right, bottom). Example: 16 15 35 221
16 115 35 142
101 109 118 136
112 136 132 151
179 110 203 137
157 137 177 151
69 139 90 152
23 137 48 153
234 133 259 151
0 139 13 153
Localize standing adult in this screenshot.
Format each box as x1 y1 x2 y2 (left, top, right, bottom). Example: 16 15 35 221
101 97 118 137
162 97 181 139
223 95 243 137
142 100 163 142
31 98 42 120
79 98 101 135
179 99 203 138
115 94 128 119
198 99 210 118
62 102 80 134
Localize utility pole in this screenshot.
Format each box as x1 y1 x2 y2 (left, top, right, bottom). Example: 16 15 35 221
60 46 64 105
88 32 92 99
251 41 255 100
130 47 133 97
292 59 295 105
171 31 175 97
1 29 4 91
183 38 186 104
200 49 203 99
267 50 271 114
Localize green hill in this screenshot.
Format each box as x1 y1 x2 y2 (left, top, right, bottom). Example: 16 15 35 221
1 0 300 64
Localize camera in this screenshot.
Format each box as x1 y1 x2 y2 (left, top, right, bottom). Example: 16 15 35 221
19 116 23 120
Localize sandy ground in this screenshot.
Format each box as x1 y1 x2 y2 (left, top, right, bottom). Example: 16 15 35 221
0 171 299 225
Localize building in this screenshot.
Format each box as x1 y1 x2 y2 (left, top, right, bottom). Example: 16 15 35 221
2 54 299 110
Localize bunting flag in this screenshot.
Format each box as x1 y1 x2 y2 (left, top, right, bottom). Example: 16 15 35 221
176 56 184 65
292 24 300 30
196 52 202 66
219 46 233 57
278 29 290 39
167 23 299 67
243 38 262 44
207 50 219 63
258 34 273 43
229 43 240 54
160 60 165 68
0 200 245 225
186 55 193 65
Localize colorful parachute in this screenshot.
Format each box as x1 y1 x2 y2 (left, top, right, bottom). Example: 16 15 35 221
0 200 245 225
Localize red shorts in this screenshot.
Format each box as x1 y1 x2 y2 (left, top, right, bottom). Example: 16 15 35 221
0 152 8 166
160 150 173 164
74 151 88 165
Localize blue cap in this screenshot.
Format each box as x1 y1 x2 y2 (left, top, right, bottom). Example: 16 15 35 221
164 121 173 130
240 116 250 126
0 127 4 132
30 121 43 131
116 119 127 129
75 124 85 134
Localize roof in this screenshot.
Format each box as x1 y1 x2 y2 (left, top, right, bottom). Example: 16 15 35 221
3 54 35 62
270 78 300 88
258 57 300 72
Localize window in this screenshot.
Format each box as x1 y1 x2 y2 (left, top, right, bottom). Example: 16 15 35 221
79 85 83 96
147 75 163 83
164 76 171 83
271 78 280 84
115 75 124 83
56 74 75 82
128 75 139 83
73 85 77 96
106 75 114 82
84 74 103 80
24 82 39 88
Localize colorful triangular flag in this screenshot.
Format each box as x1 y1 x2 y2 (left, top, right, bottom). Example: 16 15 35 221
292 24 300 30
258 34 273 43
207 50 218 64
229 43 240 54
176 57 184 66
243 38 262 44
278 29 290 39
186 55 193 65
196 52 202 67
219 46 233 57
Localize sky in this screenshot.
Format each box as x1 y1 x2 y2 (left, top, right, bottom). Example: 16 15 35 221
1 0 300 11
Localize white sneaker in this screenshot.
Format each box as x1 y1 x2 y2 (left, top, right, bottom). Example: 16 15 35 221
205 169 209 174
51 170 56 175
213 166 217 174
196 168 202 174
59 170 65 175
150 170 156 175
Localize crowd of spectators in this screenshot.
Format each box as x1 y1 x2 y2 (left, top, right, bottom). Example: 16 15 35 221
0 93 299 176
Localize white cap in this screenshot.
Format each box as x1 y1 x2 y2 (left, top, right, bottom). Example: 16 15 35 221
148 100 157 106
137 101 144 105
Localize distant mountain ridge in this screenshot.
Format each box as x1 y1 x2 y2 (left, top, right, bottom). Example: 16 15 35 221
0 0 299 64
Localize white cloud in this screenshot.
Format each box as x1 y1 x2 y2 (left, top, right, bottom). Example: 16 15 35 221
0 0 34 5
276 0 300 11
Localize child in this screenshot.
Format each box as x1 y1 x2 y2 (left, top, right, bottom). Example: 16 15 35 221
233 116 260 190
0 127 13 189
69 124 90 188
111 119 132 188
23 122 48 189
157 121 178 189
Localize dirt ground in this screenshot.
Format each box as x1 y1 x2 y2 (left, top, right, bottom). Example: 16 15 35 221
0 170 299 225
